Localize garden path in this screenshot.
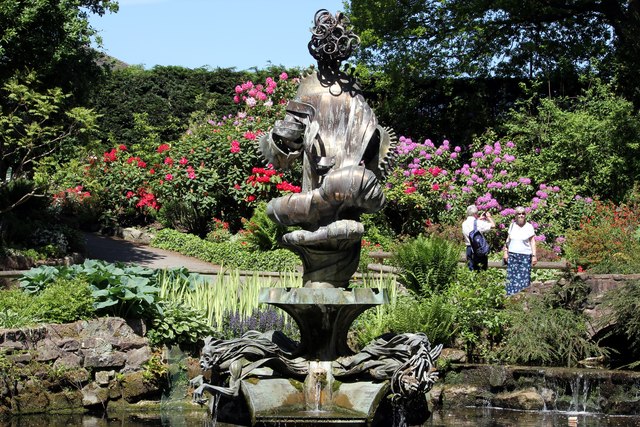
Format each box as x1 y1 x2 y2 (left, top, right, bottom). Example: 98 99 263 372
83 232 220 274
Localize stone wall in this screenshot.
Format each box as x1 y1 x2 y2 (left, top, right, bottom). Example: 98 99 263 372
0 317 164 418
430 364 640 414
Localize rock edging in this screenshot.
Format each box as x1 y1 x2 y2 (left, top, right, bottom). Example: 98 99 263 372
0 317 164 418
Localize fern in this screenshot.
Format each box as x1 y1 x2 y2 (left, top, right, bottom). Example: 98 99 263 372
391 235 461 295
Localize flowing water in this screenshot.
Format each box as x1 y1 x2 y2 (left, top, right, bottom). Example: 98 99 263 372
3 408 640 427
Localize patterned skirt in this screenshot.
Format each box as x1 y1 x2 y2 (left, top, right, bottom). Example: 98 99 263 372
506 252 532 295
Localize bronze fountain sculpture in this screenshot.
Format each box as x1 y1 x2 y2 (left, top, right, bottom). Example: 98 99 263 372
191 9 442 426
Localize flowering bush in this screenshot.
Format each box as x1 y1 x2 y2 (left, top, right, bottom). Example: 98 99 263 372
384 135 595 254
73 72 303 233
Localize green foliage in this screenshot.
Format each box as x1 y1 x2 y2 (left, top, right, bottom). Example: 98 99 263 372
69 72 301 232
0 289 37 328
151 228 300 272
348 1 639 103
447 268 508 358
31 278 95 324
390 235 461 295
19 259 163 318
598 281 640 366
0 277 94 327
158 199 210 237
564 201 640 273
0 0 118 102
387 294 458 347
0 73 98 214
494 296 605 368
503 79 640 202
240 202 288 251
146 300 213 350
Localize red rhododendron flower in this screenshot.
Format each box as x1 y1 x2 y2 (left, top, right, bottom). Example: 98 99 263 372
157 144 170 153
103 149 117 163
119 144 127 151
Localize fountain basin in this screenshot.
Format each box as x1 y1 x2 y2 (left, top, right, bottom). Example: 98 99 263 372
241 376 389 426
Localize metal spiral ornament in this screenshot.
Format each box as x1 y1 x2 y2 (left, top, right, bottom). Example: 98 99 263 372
308 9 360 67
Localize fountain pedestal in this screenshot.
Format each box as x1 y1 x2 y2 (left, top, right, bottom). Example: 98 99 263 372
259 287 387 360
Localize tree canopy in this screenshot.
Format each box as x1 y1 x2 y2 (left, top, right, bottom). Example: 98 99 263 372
0 0 118 101
348 0 640 103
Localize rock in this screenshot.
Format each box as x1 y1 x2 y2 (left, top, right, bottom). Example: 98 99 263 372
440 348 467 363
441 385 488 408
35 338 61 362
53 352 83 369
123 347 152 372
83 350 126 369
488 365 510 388
82 382 110 407
493 387 545 410
7 353 32 364
95 370 115 386
56 338 80 352
121 372 162 403
48 390 83 411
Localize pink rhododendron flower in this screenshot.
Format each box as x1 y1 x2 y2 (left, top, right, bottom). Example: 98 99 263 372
164 157 174 165
279 72 288 80
179 157 188 165
230 140 241 153
165 174 173 181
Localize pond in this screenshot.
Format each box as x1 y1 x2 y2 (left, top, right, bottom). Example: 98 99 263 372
3 408 640 427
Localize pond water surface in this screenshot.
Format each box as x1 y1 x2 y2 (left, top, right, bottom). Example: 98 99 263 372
4 408 640 427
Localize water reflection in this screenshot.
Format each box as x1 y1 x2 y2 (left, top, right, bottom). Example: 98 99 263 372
3 408 640 427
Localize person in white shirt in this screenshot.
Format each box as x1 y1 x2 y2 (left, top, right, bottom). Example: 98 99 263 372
461 204 495 271
502 206 537 295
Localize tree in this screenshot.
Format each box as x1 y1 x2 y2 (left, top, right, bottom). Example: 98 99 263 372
0 0 119 102
348 0 640 104
0 73 96 213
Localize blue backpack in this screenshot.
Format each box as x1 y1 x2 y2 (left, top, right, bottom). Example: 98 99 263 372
469 219 490 256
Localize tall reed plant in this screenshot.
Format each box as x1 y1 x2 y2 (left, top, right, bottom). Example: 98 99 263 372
158 268 302 333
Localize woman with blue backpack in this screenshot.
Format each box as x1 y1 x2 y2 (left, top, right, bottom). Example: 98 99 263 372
502 206 538 295
462 204 495 271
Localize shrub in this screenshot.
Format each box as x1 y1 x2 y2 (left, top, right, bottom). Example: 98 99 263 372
565 201 640 273
33 277 95 324
240 202 288 251
447 268 507 359
390 235 461 295
146 300 214 351
19 260 164 319
0 289 37 328
151 228 300 271
494 296 605 367
387 294 458 347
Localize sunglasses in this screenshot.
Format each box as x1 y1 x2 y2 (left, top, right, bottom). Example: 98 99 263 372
516 213 526 216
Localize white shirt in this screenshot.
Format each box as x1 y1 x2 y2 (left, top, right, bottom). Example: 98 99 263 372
507 222 536 254
462 216 492 246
